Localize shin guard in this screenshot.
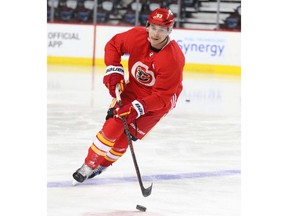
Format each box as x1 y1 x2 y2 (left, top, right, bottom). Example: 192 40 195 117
100 132 129 167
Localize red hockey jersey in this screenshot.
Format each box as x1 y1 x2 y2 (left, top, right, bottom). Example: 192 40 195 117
104 27 185 114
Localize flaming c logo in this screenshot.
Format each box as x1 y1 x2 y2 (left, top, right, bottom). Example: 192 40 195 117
131 62 155 87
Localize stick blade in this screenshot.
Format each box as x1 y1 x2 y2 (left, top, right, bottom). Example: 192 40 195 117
142 183 153 197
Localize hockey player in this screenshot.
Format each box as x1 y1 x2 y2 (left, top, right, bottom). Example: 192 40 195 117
73 8 185 183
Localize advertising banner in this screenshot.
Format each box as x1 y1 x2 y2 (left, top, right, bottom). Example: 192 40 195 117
47 23 94 58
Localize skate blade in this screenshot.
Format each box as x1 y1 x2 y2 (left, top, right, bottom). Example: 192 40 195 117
72 180 79 186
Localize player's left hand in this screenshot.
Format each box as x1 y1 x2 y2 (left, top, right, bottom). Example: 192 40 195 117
114 100 146 124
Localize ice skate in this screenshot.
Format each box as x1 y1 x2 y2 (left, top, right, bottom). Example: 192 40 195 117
88 165 107 179
72 164 108 185
72 163 94 184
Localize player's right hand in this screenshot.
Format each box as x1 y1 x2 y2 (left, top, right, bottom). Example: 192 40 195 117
103 66 125 98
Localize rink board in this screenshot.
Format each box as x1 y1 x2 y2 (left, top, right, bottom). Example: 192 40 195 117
47 24 240 75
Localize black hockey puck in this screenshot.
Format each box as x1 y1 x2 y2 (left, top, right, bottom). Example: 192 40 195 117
136 205 146 212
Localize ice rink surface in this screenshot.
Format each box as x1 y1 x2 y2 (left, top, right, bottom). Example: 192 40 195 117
47 65 241 216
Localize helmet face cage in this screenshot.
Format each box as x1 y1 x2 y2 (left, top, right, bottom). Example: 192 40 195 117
147 8 175 32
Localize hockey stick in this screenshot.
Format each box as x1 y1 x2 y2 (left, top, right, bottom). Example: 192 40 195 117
115 84 153 197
